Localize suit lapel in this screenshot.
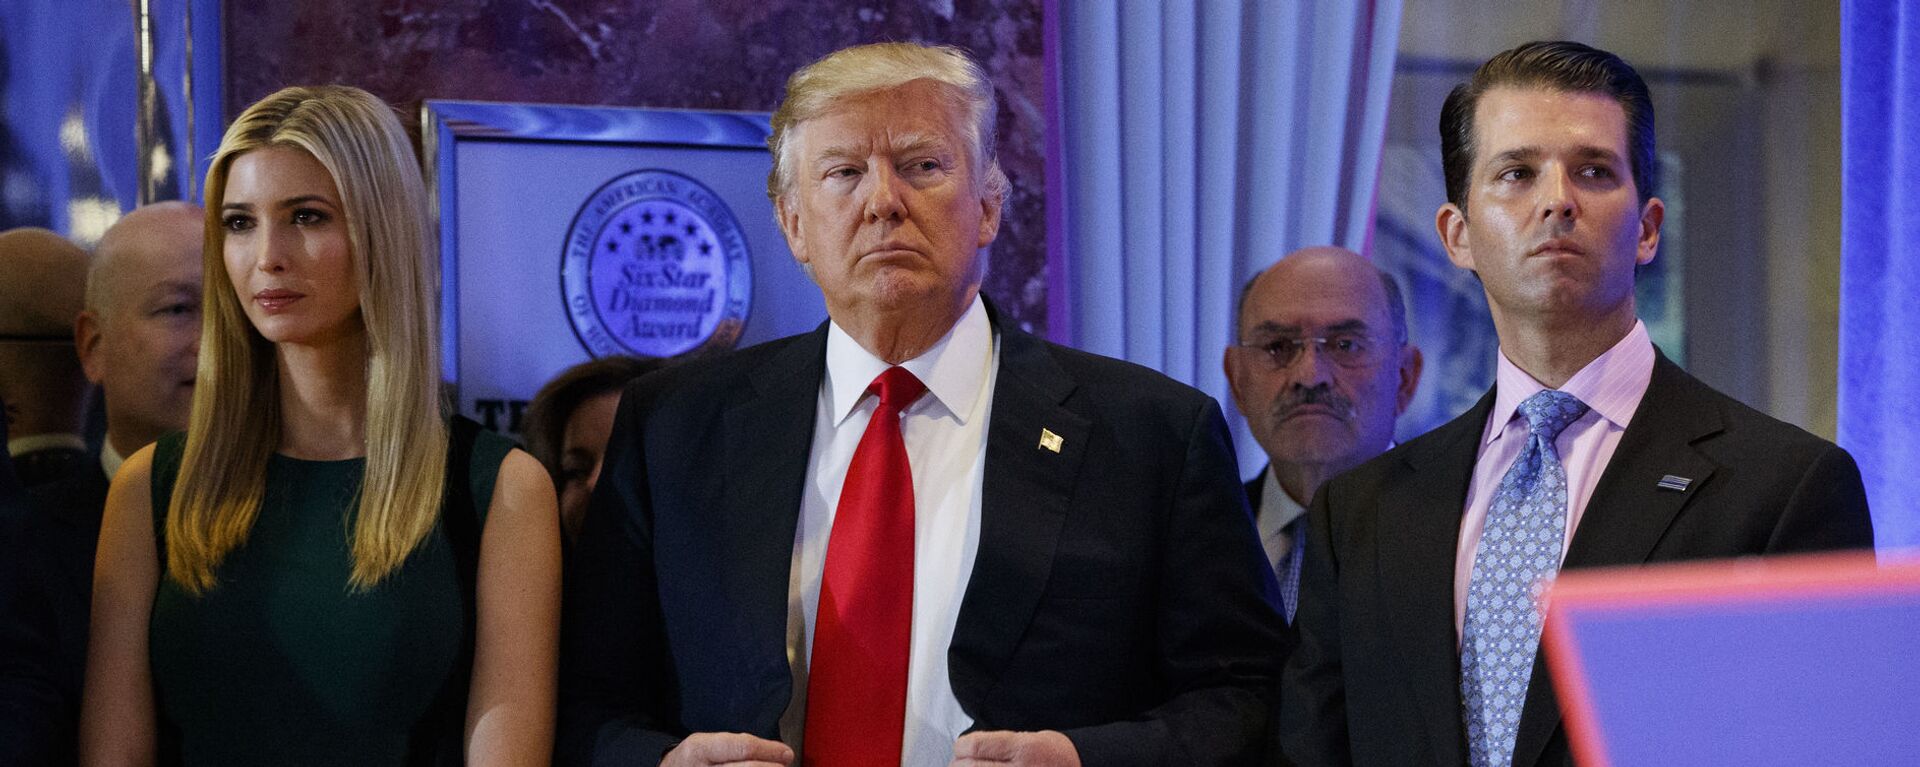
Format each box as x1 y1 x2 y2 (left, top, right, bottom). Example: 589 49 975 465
949 315 1089 710
717 325 827 726
1559 353 1723 569
1379 390 1493 765
1512 352 1724 767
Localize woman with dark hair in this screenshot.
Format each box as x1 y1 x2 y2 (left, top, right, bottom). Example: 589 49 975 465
522 355 664 542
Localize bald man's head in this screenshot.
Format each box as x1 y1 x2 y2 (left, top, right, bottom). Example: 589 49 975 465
0 227 91 438
89 201 204 320
0 228 88 338
1225 247 1422 502
78 202 205 454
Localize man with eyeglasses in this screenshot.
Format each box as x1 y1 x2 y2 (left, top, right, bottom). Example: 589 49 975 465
1224 245 1422 627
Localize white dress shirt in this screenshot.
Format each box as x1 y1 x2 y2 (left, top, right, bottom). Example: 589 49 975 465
1255 469 1307 584
6 432 86 458
1453 320 1655 640
782 296 998 766
101 437 126 480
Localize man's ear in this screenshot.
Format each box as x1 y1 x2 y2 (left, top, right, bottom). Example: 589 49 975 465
76 310 106 385
1436 203 1473 271
1636 196 1664 266
1223 345 1246 407
1396 344 1424 415
976 186 1004 249
775 197 807 267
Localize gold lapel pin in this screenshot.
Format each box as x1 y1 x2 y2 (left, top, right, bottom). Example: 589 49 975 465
1039 428 1064 453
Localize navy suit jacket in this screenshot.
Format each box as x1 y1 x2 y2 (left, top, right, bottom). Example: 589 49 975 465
558 305 1286 766
1280 351 1874 767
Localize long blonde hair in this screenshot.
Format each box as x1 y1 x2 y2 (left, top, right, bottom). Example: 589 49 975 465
170 85 447 593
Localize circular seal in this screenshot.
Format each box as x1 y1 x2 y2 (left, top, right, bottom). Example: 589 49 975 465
561 169 752 359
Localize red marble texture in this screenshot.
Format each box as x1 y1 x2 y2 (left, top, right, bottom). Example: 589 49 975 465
224 0 1050 333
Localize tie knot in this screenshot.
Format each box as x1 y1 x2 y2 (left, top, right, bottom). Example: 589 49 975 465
868 366 927 412
1517 390 1590 442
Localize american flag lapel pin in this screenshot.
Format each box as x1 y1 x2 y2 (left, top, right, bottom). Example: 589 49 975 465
1039 428 1064 453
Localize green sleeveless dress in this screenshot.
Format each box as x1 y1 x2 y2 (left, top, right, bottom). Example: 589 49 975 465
147 420 515 766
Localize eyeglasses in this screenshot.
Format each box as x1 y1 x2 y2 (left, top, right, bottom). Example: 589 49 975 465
1235 333 1381 370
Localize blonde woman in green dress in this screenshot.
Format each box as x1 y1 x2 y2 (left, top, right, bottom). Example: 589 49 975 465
82 85 560 765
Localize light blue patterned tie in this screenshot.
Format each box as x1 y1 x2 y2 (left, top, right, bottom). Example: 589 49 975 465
1279 515 1307 623
1461 390 1590 767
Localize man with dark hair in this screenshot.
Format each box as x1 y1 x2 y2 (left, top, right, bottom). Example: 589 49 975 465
1281 41 1872 767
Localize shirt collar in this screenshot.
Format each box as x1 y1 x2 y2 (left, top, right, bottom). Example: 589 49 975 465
7 432 86 457
1486 320 1655 445
824 295 993 428
100 437 126 480
1257 467 1308 539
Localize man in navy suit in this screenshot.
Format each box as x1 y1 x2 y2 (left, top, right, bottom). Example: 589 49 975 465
1280 41 1873 767
559 42 1285 767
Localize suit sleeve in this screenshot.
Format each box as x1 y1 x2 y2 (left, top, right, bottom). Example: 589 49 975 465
1766 444 1875 552
1060 400 1288 766
1278 479 1351 766
555 385 682 766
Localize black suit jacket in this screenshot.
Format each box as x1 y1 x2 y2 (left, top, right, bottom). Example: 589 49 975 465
1280 352 1873 767
10 445 88 489
1 447 108 764
0 401 18 497
558 306 1286 766
1245 469 1305 766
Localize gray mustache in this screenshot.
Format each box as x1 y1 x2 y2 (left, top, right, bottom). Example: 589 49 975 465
1269 385 1354 422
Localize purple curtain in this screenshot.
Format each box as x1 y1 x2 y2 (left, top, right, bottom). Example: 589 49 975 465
1840 0 1920 551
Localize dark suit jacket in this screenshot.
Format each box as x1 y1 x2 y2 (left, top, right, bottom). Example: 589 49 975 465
1246 468 1305 766
1280 352 1873 767
0 464 108 766
0 401 18 497
559 306 1287 766
10 445 88 489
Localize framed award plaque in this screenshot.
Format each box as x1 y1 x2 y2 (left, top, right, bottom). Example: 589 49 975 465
423 100 825 434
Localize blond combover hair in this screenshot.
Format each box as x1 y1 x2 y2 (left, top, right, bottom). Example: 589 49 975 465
766 42 1011 205
171 85 447 593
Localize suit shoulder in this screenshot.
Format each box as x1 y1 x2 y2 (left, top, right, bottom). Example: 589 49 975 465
1030 336 1216 409
619 332 814 408
1666 367 1848 462
1327 399 1482 495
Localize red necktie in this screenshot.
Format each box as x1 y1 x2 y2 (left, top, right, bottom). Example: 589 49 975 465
803 366 925 766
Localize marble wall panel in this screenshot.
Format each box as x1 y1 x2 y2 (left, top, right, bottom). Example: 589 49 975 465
225 0 1049 333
